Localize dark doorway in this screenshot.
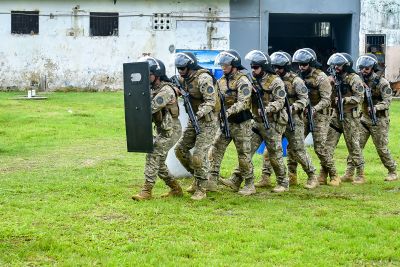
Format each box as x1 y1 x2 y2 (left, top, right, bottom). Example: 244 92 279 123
268 14 352 70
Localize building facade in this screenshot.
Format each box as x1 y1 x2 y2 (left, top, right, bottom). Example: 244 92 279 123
0 0 398 90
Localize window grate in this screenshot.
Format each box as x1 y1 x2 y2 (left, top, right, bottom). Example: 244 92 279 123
366 35 385 46
11 11 39 34
90 12 118 36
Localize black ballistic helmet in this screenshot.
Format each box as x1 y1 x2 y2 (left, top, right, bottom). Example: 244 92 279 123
292 48 321 67
174 52 200 70
138 56 166 77
244 50 273 72
270 51 292 66
327 52 354 72
215 49 245 70
356 53 379 71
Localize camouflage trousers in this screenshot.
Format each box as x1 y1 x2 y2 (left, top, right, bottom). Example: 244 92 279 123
325 111 365 176
346 115 397 172
144 118 182 184
175 113 218 181
261 113 316 177
208 119 254 183
304 111 332 174
230 119 288 187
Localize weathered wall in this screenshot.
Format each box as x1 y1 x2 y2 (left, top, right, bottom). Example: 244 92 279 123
0 0 229 90
360 0 400 82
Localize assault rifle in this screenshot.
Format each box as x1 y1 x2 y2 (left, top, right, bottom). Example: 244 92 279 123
328 67 344 122
306 99 315 132
171 75 200 135
284 91 295 132
218 90 231 138
246 73 270 130
361 77 378 125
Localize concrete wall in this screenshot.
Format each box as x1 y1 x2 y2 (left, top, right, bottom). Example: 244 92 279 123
360 0 400 82
0 0 229 90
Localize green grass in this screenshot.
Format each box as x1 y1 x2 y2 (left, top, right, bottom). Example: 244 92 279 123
1 92 399 266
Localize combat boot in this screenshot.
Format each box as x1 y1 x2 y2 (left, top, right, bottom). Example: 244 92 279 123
161 179 183 198
132 181 153 201
255 174 272 188
238 179 256 196
272 185 289 193
317 168 328 185
352 167 366 185
191 180 207 200
384 171 398 182
288 172 298 186
206 175 219 192
304 174 319 189
186 179 197 194
340 166 355 183
220 176 242 192
328 175 341 186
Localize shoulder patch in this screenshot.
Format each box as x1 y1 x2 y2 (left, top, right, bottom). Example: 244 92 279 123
242 87 251 96
156 96 164 105
357 86 364 94
278 89 286 98
300 86 308 94
385 87 392 95
207 86 214 94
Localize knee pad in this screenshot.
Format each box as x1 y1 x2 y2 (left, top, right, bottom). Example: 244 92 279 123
192 154 203 169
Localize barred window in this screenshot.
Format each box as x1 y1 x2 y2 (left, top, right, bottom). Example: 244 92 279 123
11 11 39 34
90 12 118 36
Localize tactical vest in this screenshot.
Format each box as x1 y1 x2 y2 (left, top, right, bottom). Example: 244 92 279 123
219 72 247 109
251 73 276 118
304 69 323 106
283 73 297 105
342 73 359 113
362 74 385 116
152 82 179 123
183 69 220 113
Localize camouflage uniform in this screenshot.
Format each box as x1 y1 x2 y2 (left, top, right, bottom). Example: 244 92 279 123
259 72 317 187
297 68 332 183
144 82 182 184
325 72 365 183
226 72 289 191
208 71 254 194
345 72 397 180
174 69 219 195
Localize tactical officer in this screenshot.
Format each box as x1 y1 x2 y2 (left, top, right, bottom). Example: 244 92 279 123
292 48 333 186
341 54 397 182
270 51 318 189
208 49 256 196
173 52 219 200
326 52 365 185
220 50 289 193
132 57 183 201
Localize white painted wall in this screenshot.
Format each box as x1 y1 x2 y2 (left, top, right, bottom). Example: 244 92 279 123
360 0 400 82
0 0 229 90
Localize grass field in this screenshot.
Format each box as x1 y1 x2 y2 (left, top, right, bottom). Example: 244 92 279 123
1 92 399 266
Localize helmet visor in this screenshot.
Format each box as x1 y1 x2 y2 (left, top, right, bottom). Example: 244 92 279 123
271 52 291 66
138 56 159 73
215 51 238 66
356 55 377 70
174 53 193 68
244 50 268 64
327 53 348 66
292 49 315 63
